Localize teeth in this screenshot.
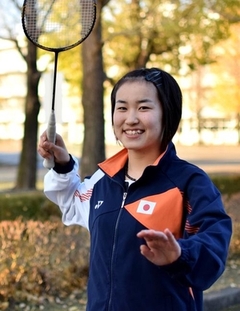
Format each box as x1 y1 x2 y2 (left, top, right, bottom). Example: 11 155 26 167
125 130 142 135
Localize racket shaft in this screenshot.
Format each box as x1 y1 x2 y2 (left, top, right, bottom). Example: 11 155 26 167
43 110 56 169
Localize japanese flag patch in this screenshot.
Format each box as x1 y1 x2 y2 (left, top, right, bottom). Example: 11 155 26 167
136 200 156 215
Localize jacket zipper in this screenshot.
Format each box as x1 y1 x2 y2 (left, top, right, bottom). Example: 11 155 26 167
121 191 127 208
107 189 128 310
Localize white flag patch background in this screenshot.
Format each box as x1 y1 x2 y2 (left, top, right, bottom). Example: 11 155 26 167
136 200 156 215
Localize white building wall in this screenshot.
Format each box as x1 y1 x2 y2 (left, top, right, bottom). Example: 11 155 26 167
0 39 239 145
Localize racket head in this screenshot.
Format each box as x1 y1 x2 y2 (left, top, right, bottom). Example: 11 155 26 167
22 0 97 52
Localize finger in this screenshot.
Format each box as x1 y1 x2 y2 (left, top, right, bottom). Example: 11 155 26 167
164 228 177 243
137 230 167 242
164 228 181 258
42 140 52 150
137 229 156 239
139 244 154 260
55 134 68 150
37 146 52 159
39 131 47 144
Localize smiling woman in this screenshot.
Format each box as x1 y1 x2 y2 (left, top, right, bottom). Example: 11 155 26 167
111 68 182 153
38 67 232 311
113 80 163 171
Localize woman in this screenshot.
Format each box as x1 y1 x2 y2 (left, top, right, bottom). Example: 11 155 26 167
38 68 232 311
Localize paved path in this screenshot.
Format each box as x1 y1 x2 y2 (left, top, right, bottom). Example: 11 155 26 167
0 144 240 188
175 144 240 174
0 153 46 186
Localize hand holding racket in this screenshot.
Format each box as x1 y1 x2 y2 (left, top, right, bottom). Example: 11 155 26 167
22 0 96 168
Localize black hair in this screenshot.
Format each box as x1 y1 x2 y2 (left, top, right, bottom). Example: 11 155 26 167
111 67 182 151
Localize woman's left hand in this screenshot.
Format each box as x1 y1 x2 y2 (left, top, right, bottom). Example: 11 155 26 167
137 228 181 266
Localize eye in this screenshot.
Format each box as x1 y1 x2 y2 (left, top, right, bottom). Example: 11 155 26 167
116 106 127 111
115 102 127 111
139 105 150 110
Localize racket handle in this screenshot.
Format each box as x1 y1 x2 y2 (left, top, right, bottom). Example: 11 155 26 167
43 110 56 169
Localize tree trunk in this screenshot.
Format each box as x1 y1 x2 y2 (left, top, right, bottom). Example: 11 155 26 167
80 1 106 178
15 42 41 190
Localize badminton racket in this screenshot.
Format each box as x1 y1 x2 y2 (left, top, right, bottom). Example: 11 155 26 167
22 0 96 168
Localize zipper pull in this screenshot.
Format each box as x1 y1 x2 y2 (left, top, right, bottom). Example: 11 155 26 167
121 192 127 208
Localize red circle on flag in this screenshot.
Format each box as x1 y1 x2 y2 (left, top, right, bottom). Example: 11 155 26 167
143 204 150 211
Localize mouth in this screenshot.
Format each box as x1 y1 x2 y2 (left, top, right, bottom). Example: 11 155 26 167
124 129 144 135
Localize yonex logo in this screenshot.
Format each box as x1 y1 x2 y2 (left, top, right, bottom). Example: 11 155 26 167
94 201 104 209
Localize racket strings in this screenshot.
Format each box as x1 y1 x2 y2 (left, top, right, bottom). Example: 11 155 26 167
23 0 96 51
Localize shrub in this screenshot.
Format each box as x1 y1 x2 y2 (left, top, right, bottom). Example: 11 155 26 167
210 175 240 196
0 219 90 306
229 222 240 257
0 191 61 221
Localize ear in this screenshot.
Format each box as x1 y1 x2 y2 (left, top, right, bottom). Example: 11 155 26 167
112 127 123 146
114 133 120 145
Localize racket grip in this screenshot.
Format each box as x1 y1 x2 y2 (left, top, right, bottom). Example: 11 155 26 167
43 110 56 169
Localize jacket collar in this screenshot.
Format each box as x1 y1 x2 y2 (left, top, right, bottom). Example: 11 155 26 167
98 148 128 177
98 143 171 178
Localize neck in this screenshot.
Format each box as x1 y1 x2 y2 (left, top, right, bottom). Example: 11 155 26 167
126 149 161 178
128 148 161 162
125 148 165 181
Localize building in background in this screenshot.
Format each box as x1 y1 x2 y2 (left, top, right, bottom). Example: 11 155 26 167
0 39 239 146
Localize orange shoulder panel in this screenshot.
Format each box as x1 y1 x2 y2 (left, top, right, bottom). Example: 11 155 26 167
124 188 183 239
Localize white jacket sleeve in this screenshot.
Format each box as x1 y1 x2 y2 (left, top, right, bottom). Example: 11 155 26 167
43 158 104 230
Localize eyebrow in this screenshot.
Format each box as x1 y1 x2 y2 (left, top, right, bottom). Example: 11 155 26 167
116 98 153 104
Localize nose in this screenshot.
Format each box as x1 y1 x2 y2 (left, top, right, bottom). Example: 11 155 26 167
125 109 139 125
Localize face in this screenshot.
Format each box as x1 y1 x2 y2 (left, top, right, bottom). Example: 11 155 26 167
113 80 163 155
